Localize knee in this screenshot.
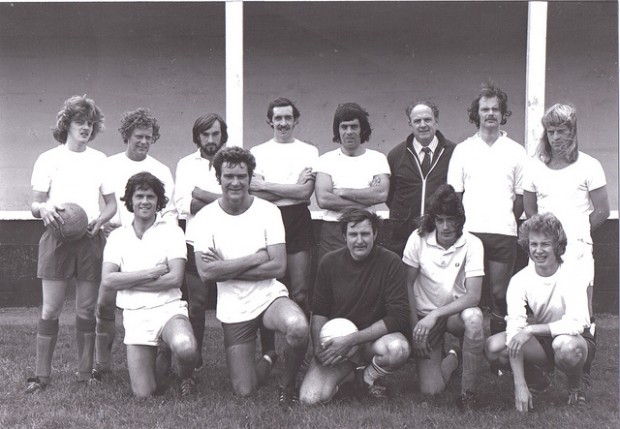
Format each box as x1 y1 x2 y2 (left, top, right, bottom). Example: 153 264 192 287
171 334 198 363
462 307 484 336
485 334 507 361
384 338 410 367
284 315 309 344
553 336 586 370
299 375 335 405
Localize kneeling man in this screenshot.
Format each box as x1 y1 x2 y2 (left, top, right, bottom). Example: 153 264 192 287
403 184 485 410
191 147 308 406
101 172 197 398
300 209 410 404
485 213 593 412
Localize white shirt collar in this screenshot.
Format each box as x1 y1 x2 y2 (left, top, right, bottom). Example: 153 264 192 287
412 135 438 156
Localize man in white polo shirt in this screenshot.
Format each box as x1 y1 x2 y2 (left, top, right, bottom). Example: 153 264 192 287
174 113 227 370
448 83 526 339
403 184 485 410
101 172 197 398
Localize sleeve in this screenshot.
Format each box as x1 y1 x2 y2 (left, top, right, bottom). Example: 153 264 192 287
188 211 211 253
264 203 286 245
160 166 178 221
103 230 123 266
98 154 116 196
401 231 421 268
513 146 527 195
521 157 537 193
464 234 485 278
166 226 188 261
249 146 265 178
586 156 607 191
505 272 528 345
311 257 333 317
173 158 192 217
313 153 330 175
373 151 391 176
30 154 51 193
381 254 411 335
446 145 464 192
548 269 589 337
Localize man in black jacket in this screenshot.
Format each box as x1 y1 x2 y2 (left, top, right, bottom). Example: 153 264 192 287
387 101 455 257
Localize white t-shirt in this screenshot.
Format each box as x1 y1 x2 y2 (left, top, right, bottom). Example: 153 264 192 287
31 144 113 222
104 217 187 310
505 263 591 345
402 230 484 316
314 148 391 221
188 197 289 323
448 132 526 236
250 138 319 206
522 152 606 245
106 153 177 226
174 149 221 241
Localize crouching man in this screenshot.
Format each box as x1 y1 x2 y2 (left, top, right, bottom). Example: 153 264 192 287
403 184 485 411
101 172 197 398
300 209 410 404
485 213 594 411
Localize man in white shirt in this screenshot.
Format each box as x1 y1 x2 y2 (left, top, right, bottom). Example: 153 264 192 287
403 184 485 410
314 102 390 263
94 108 177 378
485 213 594 411
174 113 227 370
102 172 197 398
190 147 309 406
448 83 526 338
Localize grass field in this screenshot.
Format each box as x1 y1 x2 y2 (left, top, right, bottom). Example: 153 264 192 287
1 304 618 429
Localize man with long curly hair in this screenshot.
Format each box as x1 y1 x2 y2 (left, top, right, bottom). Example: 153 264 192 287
27 95 117 393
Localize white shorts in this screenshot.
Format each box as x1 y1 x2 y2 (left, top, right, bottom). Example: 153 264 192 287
122 300 189 346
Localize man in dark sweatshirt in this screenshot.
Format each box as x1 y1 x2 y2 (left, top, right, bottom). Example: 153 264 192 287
299 208 410 404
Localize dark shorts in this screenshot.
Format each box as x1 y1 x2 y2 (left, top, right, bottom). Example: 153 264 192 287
222 312 267 349
37 228 106 281
279 203 314 253
419 313 449 352
536 328 597 369
186 243 198 275
471 232 517 263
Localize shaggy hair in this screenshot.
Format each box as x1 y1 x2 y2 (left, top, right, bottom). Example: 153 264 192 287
213 146 256 183
192 113 228 146
536 103 579 165
121 171 168 213
418 184 466 238
517 212 567 263
118 108 160 144
332 102 372 144
467 82 512 128
52 94 105 144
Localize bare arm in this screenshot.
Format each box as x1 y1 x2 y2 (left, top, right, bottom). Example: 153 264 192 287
195 247 270 283
334 173 390 205
310 314 329 362
31 190 62 228
190 187 221 215
405 266 421 336
235 243 287 281
101 261 169 291
250 168 316 201
589 185 610 232
509 350 533 413
523 190 538 219
132 259 186 292
86 193 117 238
513 194 524 221
314 172 366 211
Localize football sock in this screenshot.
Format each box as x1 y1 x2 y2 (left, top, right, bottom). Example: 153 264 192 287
189 311 205 368
95 304 116 372
35 318 59 385
441 351 459 383
76 316 96 382
363 356 391 385
462 335 484 393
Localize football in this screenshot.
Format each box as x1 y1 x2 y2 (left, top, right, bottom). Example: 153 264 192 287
48 202 89 242
319 318 359 357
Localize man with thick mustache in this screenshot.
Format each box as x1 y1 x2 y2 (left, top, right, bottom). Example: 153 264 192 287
448 83 526 342
173 113 228 370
